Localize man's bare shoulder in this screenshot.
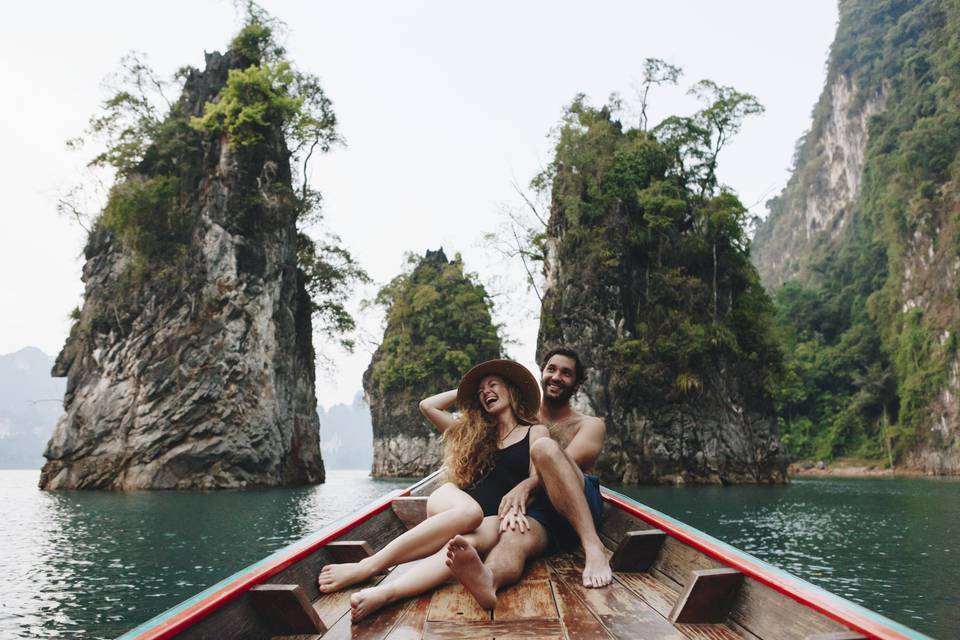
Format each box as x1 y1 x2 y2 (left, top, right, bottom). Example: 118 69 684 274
567 410 604 432
578 413 604 432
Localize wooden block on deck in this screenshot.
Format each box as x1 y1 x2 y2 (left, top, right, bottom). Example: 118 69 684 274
249 584 327 635
610 530 667 572
805 633 868 640
669 568 743 624
391 496 429 529
326 540 374 564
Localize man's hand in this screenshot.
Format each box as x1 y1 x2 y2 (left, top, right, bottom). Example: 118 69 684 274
498 478 535 518
499 507 530 534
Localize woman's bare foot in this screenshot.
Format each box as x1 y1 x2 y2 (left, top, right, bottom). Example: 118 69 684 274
350 585 393 622
445 535 497 609
582 541 613 588
318 558 374 593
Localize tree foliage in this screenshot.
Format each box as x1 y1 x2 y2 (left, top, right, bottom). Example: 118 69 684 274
537 66 780 407
769 0 960 463
64 5 365 349
369 251 502 396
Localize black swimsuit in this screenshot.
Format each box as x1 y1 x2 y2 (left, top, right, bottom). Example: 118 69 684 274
465 428 531 517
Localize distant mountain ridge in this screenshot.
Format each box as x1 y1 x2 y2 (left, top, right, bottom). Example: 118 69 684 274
0 346 372 471
318 391 374 470
0 347 64 468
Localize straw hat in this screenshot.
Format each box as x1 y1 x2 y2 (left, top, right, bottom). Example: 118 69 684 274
457 359 541 422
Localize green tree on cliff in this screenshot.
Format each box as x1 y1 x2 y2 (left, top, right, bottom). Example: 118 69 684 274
63 5 367 350
368 250 502 396
535 75 780 407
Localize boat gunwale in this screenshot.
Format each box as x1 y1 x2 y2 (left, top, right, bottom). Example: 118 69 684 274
120 471 441 640
119 473 932 640
602 487 932 640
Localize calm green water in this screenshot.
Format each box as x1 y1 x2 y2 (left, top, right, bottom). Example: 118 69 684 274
617 477 959 638
0 470 409 639
0 472 955 638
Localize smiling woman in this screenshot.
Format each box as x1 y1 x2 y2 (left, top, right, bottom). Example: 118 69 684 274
317 359 545 621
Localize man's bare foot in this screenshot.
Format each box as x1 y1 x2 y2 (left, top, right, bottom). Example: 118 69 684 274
318 558 373 593
350 584 393 622
445 535 497 609
582 541 613 588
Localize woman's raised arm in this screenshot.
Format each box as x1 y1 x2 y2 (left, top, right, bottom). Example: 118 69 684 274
418 389 459 433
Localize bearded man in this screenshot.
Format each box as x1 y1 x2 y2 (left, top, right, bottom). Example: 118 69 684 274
444 347 612 609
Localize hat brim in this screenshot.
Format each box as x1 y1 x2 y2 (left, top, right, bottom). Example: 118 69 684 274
457 359 541 421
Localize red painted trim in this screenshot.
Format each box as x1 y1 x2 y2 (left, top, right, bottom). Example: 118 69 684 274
132 486 412 640
602 490 917 640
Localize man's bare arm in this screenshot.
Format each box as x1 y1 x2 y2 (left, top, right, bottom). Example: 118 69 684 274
562 416 605 471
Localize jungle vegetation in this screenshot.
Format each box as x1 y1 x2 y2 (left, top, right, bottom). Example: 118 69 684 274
769 0 960 463
531 61 783 409
368 250 502 397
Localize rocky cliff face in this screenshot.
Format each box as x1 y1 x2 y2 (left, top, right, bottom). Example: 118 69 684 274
539 244 787 485
536 99 787 485
365 249 501 477
41 49 324 489
753 73 886 290
752 0 960 474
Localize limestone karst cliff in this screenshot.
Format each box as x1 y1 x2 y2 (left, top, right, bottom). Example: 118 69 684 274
536 96 787 485
752 0 960 473
364 250 502 477
753 72 885 290
40 23 340 489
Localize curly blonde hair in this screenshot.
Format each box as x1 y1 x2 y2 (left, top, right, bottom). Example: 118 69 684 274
442 377 537 487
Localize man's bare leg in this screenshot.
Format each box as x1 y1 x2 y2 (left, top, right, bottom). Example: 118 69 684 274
350 516 500 621
529 437 612 587
447 521 548 609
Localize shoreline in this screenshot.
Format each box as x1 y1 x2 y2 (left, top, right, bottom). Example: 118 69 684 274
788 460 942 478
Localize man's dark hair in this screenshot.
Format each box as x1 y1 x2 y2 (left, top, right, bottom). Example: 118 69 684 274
540 346 587 386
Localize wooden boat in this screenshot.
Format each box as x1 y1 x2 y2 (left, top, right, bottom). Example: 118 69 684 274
120 471 930 640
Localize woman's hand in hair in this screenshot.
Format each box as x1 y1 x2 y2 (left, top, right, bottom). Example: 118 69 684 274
419 389 459 433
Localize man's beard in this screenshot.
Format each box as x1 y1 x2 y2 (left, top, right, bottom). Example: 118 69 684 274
542 381 576 405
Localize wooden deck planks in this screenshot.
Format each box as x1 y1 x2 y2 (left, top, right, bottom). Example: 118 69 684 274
615 571 680 618
551 576 614 640
382 594 433 640
426 582 490 622
421 618 562 639
494 578 557 621
310 543 754 640
548 553 687 640
674 623 746 640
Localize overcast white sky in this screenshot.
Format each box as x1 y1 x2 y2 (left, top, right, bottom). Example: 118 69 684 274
0 1 837 408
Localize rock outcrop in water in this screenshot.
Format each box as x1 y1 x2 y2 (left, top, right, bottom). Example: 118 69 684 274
364 249 501 477
41 41 325 489
536 96 787 485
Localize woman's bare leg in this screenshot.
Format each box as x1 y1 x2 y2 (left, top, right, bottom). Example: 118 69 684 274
350 515 501 621
319 484 483 593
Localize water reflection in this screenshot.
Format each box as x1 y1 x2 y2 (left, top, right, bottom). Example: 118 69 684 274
0 470 408 639
2 472 955 638
616 477 959 637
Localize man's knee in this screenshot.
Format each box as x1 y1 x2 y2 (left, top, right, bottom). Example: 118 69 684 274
530 437 563 467
497 524 548 558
